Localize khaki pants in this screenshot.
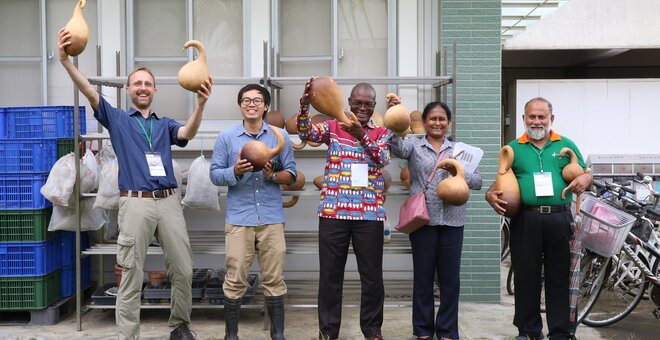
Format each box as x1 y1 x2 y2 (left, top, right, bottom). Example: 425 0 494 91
224 223 287 299
115 192 193 340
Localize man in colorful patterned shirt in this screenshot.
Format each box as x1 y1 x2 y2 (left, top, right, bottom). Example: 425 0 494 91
297 79 393 340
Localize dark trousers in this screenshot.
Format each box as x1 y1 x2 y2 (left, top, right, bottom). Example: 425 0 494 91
410 225 464 340
510 210 573 340
318 217 384 339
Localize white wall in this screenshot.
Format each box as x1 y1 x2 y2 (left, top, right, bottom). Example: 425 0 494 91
515 79 660 158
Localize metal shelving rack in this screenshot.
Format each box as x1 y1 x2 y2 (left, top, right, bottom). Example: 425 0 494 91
72 41 457 329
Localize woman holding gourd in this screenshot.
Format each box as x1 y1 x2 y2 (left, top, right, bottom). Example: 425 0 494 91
388 101 482 340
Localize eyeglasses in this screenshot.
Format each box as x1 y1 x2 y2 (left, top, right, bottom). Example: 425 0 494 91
349 100 376 108
130 81 154 88
240 97 265 106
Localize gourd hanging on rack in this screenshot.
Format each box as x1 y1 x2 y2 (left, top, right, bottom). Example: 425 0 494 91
63 0 88 56
239 125 285 171
265 111 285 129
560 147 584 199
400 165 411 189
281 171 306 208
177 40 210 92
494 145 521 217
313 175 324 190
410 110 425 134
384 93 410 137
435 158 470 206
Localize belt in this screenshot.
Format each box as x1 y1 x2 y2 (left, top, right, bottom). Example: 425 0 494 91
524 204 569 214
119 188 176 199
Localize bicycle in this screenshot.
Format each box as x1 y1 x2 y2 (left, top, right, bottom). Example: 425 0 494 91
576 180 660 326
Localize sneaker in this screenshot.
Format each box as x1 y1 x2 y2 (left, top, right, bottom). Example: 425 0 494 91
170 323 196 340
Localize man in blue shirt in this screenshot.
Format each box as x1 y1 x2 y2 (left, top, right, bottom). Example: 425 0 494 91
210 84 296 340
58 28 212 340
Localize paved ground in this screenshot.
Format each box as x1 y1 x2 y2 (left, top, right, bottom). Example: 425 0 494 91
1 262 656 339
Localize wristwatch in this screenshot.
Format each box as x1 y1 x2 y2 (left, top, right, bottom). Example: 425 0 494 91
269 172 277 182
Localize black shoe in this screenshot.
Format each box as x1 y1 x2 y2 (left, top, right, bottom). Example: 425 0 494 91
170 323 196 340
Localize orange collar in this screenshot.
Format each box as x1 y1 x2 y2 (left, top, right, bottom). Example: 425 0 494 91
517 130 561 144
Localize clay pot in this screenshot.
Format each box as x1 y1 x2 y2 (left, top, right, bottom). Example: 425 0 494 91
436 158 470 206
282 171 306 208
114 263 123 288
384 93 410 137
177 40 210 92
239 125 285 171
308 77 354 125
494 145 521 217
410 110 425 134
400 165 411 189
266 111 285 129
63 0 89 56
148 271 166 287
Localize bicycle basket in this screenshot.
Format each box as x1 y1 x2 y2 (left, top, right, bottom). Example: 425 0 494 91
578 196 636 257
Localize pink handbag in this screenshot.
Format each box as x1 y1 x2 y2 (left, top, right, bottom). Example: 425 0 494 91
395 150 447 234
394 191 430 233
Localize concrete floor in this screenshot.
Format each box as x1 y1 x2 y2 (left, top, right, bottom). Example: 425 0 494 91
1 262 653 340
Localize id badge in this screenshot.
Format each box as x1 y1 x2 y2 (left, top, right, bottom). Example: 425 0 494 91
351 163 369 187
533 172 554 197
146 152 166 177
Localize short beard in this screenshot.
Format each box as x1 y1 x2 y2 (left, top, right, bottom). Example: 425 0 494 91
525 124 549 140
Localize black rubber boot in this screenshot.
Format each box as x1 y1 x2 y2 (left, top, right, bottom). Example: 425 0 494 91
223 297 241 340
265 295 286 340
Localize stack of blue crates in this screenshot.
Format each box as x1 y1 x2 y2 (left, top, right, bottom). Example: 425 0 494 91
0 106 89 310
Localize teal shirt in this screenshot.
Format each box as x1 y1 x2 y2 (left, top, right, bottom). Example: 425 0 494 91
508 130 586 206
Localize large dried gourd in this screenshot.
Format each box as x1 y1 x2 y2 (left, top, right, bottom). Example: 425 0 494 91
493 145 521 217
384 93 410 136
435 158 470 206
239 125 285 171
63 0 88 56
177 40 210 92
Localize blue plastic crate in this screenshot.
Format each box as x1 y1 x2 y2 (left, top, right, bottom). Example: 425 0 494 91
0 139 58 173
0 107 6 138
3 106 86 139
0 173 51 210
60 256 91 297
0 236 62 277
60 231 90 266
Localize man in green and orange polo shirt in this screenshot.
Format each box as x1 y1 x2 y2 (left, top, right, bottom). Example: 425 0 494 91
486 97 592 340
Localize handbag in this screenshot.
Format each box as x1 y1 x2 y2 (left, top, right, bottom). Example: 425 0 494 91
395 150 447 233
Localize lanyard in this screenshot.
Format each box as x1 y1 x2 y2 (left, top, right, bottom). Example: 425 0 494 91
529 143 546 173
134 116 154 151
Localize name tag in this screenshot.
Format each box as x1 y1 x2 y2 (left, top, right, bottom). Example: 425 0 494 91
351 163 369 187
146 152 166 177
533 172 554 197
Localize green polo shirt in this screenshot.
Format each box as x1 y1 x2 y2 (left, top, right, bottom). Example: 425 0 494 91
507 130 586 206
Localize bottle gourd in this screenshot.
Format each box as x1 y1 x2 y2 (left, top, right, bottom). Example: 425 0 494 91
435 158 470 206
559 147 584 200
239 125 285 171
177 40 210 92
493 145 521 217
63 0 89 56
383 93 410 137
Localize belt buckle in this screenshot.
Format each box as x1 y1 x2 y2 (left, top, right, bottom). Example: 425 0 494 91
539 206 551 214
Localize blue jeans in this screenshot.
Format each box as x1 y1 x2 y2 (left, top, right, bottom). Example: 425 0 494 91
410 225 464 339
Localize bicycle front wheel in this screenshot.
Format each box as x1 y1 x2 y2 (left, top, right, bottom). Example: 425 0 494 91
576 250 610 323
581 247 649 327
